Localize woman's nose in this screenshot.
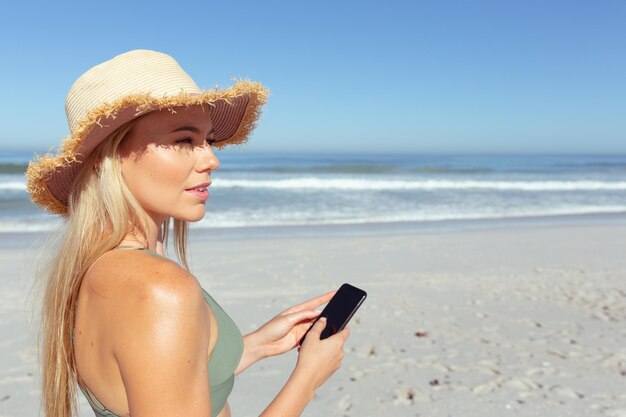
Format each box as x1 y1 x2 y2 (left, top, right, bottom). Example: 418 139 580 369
197 144 220 172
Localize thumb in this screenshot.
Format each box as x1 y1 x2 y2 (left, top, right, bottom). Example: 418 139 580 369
309 316 327 336
299 316 326 346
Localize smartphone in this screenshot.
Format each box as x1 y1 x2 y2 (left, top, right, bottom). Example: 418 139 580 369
301 283 367 344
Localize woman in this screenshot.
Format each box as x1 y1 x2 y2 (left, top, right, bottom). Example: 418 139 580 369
26 50 350 417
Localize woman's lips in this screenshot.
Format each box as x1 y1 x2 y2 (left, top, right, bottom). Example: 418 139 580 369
185 182 211 201
186 188 209 200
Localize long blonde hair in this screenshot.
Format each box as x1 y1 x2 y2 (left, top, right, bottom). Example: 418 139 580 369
38 120 190 417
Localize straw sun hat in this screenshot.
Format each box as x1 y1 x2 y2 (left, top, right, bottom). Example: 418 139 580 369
26 49 269 216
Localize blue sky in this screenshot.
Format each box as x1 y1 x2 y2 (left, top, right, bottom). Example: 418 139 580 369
1 0 625 154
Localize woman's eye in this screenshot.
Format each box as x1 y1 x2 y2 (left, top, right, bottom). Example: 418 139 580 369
176 137 194 145
175 137 216 147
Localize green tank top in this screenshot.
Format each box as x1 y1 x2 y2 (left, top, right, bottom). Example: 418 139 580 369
77 247 244 417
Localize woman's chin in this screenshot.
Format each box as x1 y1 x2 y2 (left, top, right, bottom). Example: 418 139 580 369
173 207 206 223
186 213 206 223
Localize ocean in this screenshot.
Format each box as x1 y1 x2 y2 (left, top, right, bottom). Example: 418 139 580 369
3 151 626 233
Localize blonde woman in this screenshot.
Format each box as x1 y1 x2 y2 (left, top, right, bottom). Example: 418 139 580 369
27 50 350 417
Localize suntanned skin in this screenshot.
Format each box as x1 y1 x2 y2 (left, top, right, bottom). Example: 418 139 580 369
73 105 350 417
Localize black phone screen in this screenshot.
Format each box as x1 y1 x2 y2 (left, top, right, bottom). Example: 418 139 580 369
303 283 367 343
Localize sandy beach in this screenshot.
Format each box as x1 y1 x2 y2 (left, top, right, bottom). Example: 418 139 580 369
1 219 625 417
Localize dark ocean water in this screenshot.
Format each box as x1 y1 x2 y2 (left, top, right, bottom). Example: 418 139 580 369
3 151 626 233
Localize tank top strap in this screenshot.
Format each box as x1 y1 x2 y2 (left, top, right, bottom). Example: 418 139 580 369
78 382 119 417
114 245 167 259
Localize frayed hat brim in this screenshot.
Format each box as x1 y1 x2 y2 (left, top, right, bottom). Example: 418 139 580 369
26 80 269 216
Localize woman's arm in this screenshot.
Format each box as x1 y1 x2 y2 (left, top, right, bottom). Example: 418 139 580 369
259 318 350 416
113 261 214 417
236 333 268 375
110 260 345 417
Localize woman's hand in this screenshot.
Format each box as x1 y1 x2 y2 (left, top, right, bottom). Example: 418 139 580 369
235 291 335 375
293 317 351 391
257 318 351 417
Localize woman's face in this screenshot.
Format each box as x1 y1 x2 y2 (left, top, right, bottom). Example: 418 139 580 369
119 105 220 225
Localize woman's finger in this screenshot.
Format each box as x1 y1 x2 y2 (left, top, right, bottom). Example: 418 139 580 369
285 309 320 325
283 291 336 314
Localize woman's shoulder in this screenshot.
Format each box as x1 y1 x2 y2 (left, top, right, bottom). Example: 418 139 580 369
79 249 212 399
85 249 204 314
